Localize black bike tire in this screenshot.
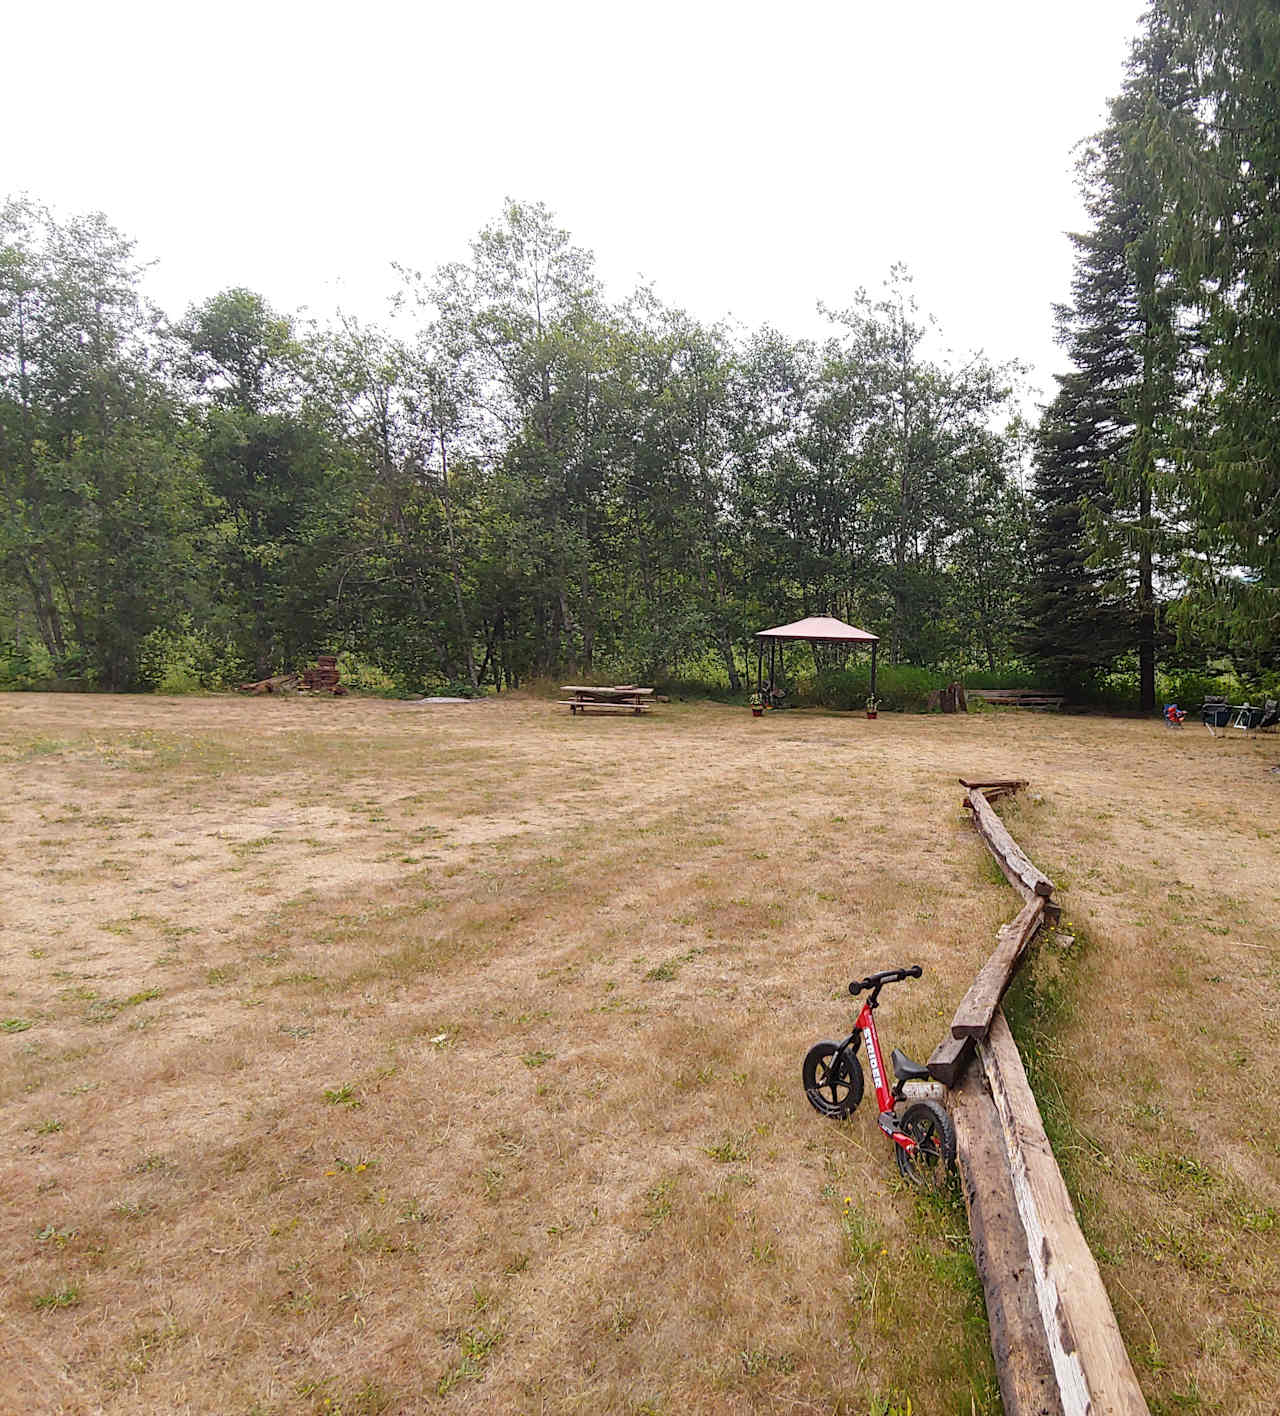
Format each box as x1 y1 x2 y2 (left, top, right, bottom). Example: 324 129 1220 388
894 1098 956 1188
802 1041 864 1118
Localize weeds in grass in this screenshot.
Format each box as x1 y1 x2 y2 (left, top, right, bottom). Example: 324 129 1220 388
323 1083 362 1108
2 1018 35 1032
33 1285 80 1311
35 1225 78 1245
437 1328 502 1396
521 1049 553 1068
705 1134 750 1163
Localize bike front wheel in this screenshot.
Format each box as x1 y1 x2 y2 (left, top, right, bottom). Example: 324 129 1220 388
894 1099 956 1189
802 1041 864 1118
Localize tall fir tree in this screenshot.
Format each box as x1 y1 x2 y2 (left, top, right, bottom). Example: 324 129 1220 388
1026 26 1191 706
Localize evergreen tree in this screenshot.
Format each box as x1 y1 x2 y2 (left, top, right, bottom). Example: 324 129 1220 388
1026 28 1191 705
1146 0 1280 663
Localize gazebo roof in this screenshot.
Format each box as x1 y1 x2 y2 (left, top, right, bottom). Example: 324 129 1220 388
755 615 879 644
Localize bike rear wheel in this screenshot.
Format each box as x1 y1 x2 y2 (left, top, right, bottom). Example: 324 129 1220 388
802 1041 864 1118
894 1098 956 1188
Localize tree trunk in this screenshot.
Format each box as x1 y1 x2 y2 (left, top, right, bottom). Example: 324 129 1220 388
1138 473 1155 711
438 433 478 691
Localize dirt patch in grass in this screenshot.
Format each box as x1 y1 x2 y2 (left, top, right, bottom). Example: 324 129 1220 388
1 692 1276 1414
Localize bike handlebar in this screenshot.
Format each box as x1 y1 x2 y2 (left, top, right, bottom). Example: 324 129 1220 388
849 964 922 996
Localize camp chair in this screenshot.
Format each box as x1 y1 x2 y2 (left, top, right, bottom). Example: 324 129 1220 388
1258 699 1278 734
1163 703 1186 728
1232 702 1266 735
1202 697 1232 737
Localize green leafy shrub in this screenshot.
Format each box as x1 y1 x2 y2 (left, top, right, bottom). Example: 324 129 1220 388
960 664 1046 689
813 664 943 713
336 653 399 696
137 621 245 693
0 640 57 690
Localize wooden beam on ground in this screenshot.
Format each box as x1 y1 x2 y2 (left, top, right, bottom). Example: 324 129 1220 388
979 1011 1151 1416
951 897 1047 1040
965 788 1055 898
927 1031 973 1087
959 777 1029 792
951 1066 1065 1416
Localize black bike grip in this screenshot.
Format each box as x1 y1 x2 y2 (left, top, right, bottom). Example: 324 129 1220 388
849 979 863 995
908 964 922 978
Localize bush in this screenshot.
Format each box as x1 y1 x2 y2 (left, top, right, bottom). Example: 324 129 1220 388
812 663 943 713
0 640 56 690
137 622 246 693
336 653 400 696
960 664 1047 690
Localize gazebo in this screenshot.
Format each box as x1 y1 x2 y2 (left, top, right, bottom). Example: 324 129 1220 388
754 615 879 702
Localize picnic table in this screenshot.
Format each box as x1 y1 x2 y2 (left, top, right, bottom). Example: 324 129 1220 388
559 685 654 715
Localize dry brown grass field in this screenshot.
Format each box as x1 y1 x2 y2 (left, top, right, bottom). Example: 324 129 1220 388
1 692 1277 1416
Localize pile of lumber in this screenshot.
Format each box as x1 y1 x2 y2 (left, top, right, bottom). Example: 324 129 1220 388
237 656 346 697
300 655 344 693
927 777 1149 1416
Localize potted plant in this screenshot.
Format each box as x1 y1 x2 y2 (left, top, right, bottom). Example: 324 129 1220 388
865 694 880 720
749 692 764 718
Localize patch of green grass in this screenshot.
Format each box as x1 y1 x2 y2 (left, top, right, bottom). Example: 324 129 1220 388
323 1083 362 1108
437 1327 502 1396
33 1119 64 1135
704 1134 750 1164
2 1018 35 1033
521 1049 553 1069
35 1224 78 1245
33 1284 80 1311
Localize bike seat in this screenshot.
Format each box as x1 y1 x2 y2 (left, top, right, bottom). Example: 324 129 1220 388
890 1048 930 1084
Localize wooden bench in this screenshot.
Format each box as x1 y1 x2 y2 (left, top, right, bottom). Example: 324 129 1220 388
966 689 1065 711
559 685 654 715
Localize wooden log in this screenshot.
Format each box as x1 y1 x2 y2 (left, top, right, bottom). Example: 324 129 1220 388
237 673 297 695
965 788 1054 898
927 1031 973 1087
951 896 1046 1040
980 1012 1150 1416
959 777 1029 792
950 1066 1065 1416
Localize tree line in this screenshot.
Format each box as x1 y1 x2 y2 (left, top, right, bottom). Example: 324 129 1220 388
2 0 1277 702
0 199 1030 694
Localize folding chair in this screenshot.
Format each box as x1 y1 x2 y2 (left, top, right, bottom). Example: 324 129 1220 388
1258 698 1278 734
1232 703 1266 735
1162 703 1186 728
1202 697 1232 737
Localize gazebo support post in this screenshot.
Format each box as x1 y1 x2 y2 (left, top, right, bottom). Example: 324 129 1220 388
756 640 763 694
870 640 878 701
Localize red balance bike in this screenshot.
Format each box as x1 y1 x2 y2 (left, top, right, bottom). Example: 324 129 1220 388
802 965 956 1188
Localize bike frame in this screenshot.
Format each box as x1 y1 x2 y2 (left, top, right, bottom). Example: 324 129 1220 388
838 1000 920 1153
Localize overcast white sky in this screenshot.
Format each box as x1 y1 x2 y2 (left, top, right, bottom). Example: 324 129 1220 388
7 0 1147 406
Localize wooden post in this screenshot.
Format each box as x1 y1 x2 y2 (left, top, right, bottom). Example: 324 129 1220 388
950 897 1046 1040
927 1031 973 1087
965 788 1055 898
979 1012 1151 1416
870 639 878 700
951 1065 1065 1416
